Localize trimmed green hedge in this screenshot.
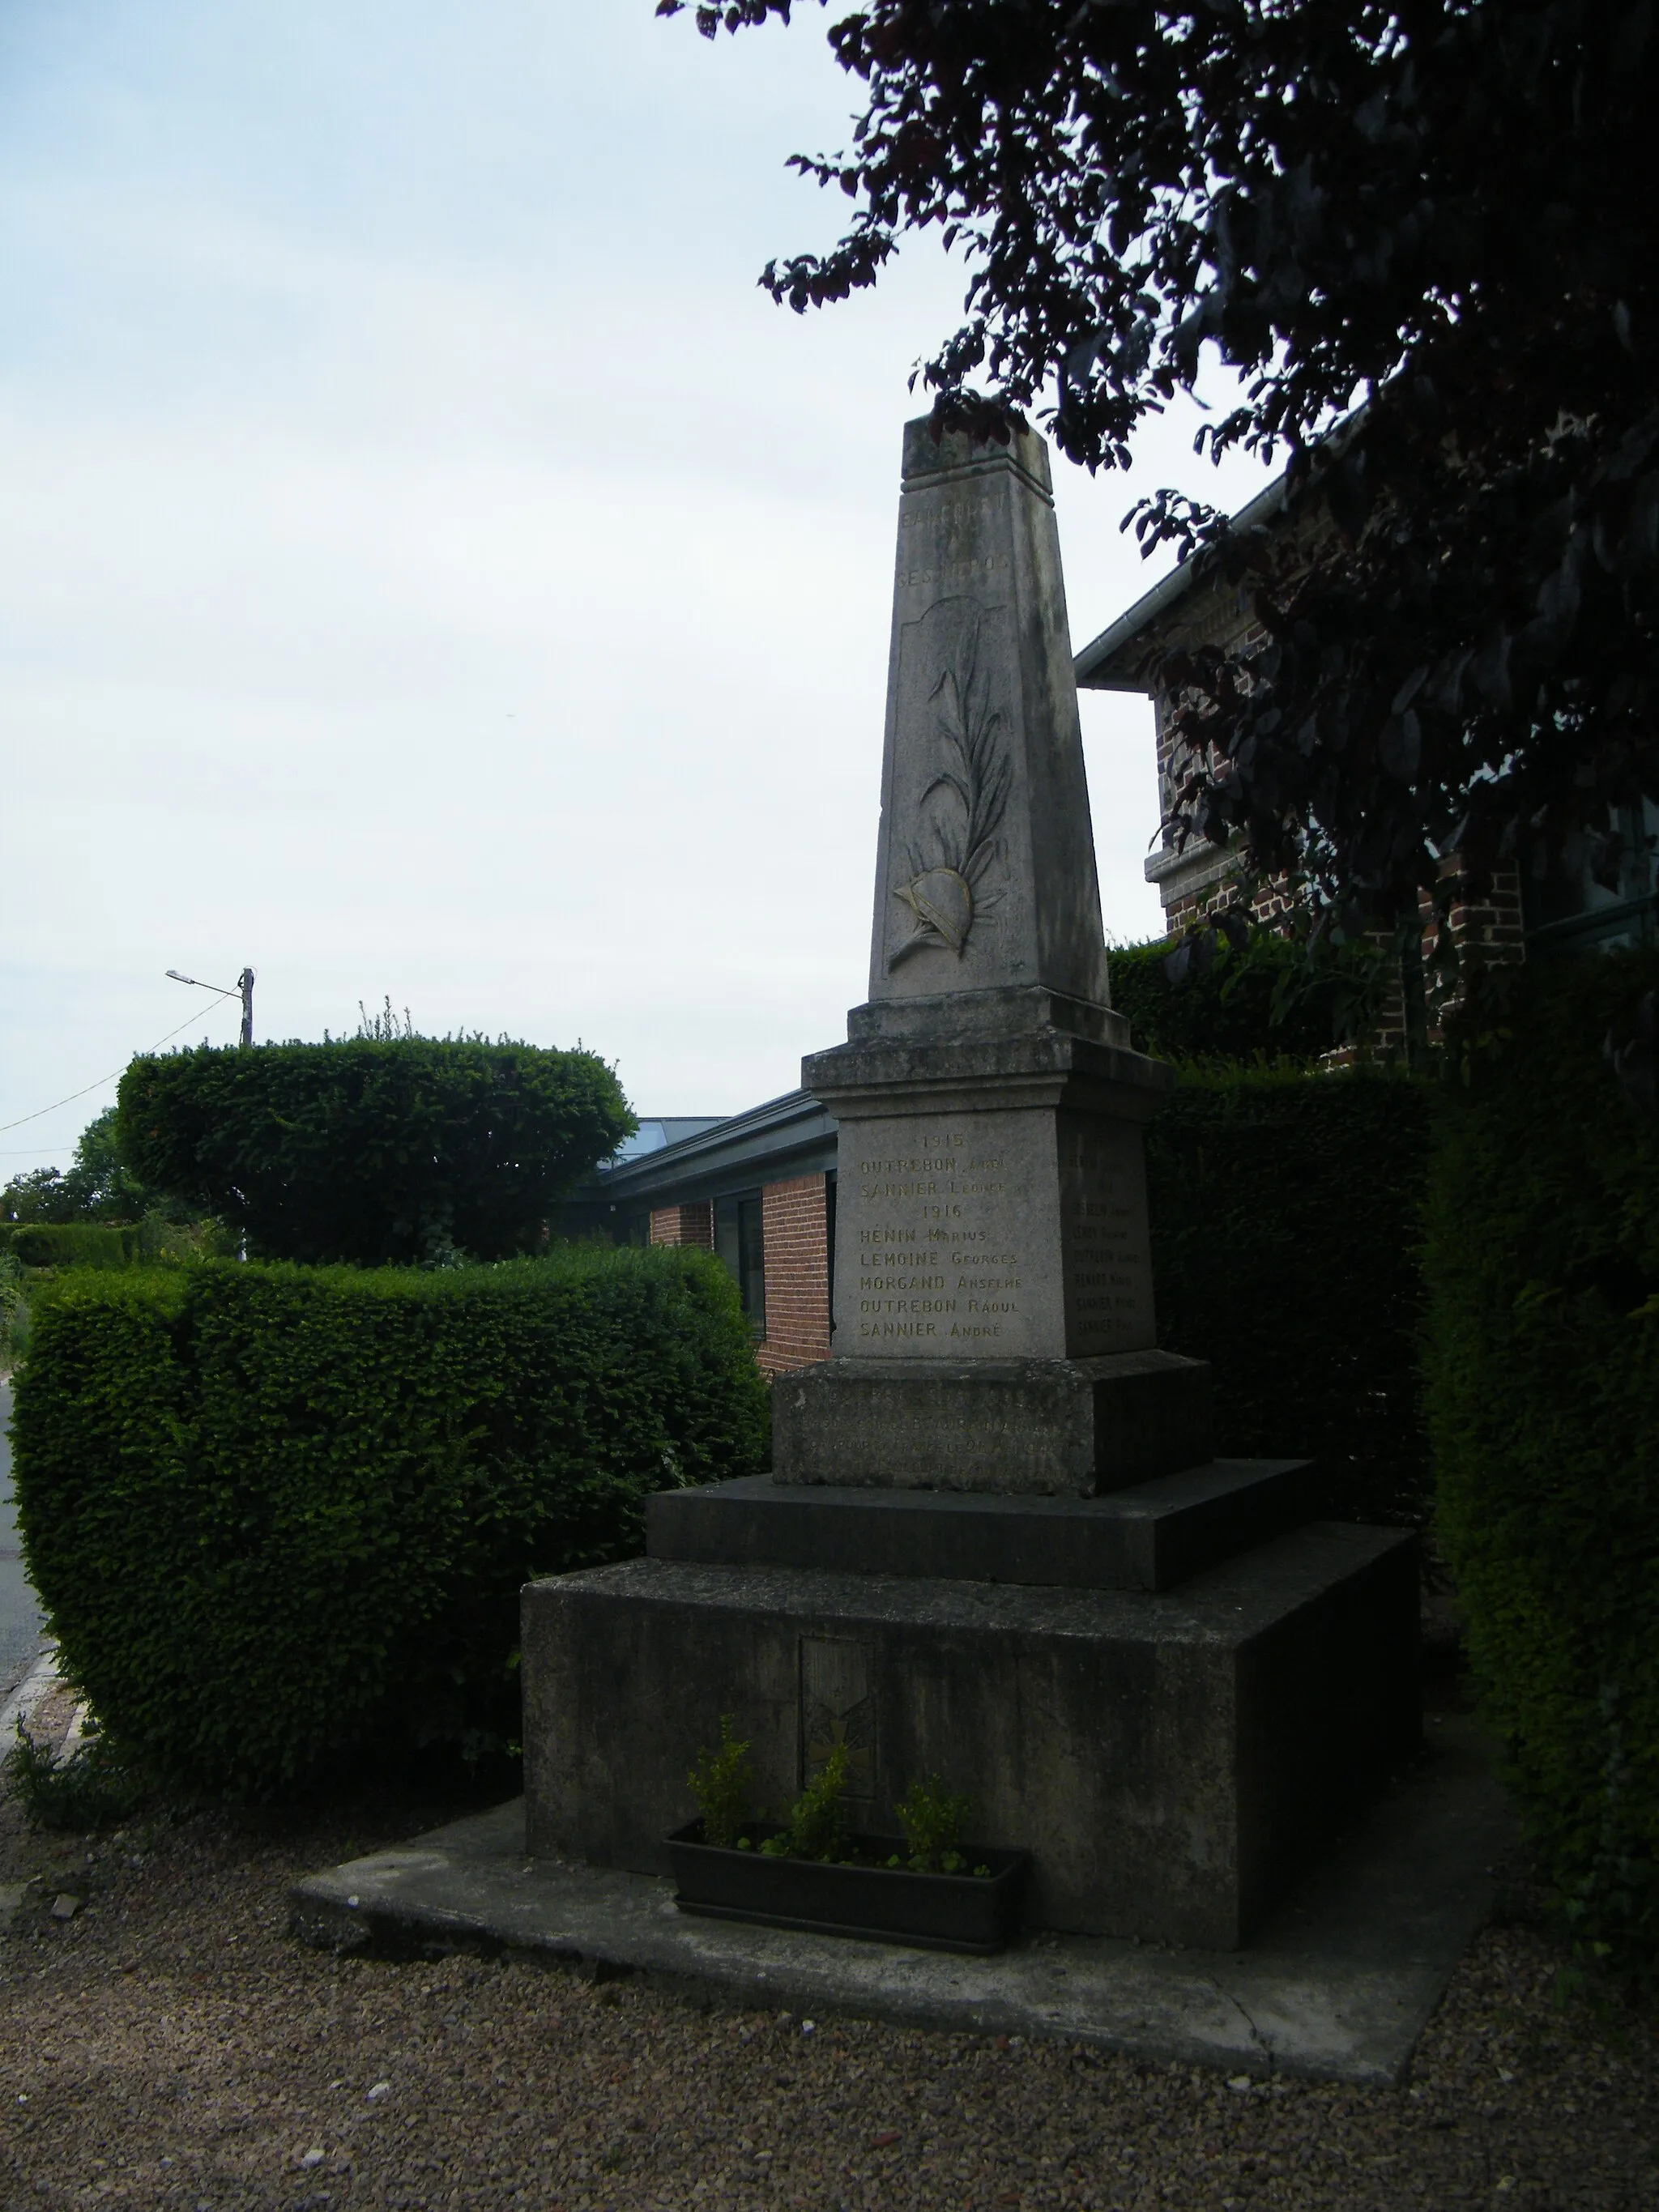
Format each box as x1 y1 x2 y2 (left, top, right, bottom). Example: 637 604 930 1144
11 1245 768 1795
0 1223 136 1268
1147 1068 1431 1524
1426 953 1659 1971
1111 934 1335 1063
0 1219 232 1270
118 1036 633 1265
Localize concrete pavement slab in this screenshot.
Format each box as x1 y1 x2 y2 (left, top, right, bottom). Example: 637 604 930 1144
290 1711 1514 2087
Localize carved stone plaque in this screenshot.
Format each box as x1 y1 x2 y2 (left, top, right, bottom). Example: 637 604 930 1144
798 1637 877 1804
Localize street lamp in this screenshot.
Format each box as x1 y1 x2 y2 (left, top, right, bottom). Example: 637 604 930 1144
166 966 256 1046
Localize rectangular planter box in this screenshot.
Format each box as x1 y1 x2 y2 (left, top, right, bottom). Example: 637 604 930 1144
667 1822 1030 1954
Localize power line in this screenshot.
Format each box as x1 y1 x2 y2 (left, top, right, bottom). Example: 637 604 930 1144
0 1005 236 1137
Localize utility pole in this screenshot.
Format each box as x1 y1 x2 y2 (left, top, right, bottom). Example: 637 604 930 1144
166 965 257 1044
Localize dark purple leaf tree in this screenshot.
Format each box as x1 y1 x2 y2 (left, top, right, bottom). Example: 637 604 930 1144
660 0 1658 934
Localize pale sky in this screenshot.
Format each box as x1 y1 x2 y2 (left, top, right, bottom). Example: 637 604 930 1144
0 0 1277 1161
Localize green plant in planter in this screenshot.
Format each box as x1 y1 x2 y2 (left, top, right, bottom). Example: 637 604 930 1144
762 1740 851 1862
894 1774 975 1874
686 1715 755 1850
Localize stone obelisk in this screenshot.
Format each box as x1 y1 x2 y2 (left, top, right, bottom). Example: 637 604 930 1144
520 417 1420 1950
773 419 1211 1493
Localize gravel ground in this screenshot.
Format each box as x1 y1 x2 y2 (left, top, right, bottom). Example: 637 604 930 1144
2 1762 1657 2212
0 1428 1641 2211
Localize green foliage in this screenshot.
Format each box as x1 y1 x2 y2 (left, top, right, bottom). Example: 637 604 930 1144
762 1741 851 1863
1 1107 176 1227
0 1223 138 1269
0 1217 231 1272
1147 1068 1431 1524
117 1036 635 1265
1426 953 1659 1979
11 1245 768 1796
0 1251 27 1368
687 1715 755 1850
2 1721 151 1832
676 2 1659 930
894 1774 972 1874
1109 932 1336 1063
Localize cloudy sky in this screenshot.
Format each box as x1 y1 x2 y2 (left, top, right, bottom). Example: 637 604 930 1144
0 0 1277 1162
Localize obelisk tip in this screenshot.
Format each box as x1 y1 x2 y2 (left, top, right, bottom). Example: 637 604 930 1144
900 415 1053 501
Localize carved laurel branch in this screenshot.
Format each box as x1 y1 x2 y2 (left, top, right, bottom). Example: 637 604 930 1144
890 616 1011 966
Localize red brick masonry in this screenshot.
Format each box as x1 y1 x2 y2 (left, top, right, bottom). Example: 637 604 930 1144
756 1174 831 1376
647 1204 714 1250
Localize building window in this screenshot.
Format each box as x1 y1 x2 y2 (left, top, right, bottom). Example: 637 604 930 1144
1525 799 1659 956
714 1193 766 1336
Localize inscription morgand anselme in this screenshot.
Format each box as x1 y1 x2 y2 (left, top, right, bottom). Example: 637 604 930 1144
853 1133 1147 1343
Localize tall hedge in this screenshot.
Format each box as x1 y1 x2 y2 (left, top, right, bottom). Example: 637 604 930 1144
1426 953 1659 1971
117 1037 633 1265
11 1246 767 1795
1111 935 1336 1062
1146 1068 1431 1524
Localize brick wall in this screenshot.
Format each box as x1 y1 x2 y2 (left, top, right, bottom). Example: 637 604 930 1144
1441 859 1525 967
755 1174 831 1376
648 1203 713 1249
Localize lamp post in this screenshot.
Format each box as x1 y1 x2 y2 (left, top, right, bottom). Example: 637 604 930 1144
166 966 256 1046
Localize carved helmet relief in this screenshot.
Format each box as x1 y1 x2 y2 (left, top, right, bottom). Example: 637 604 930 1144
888 601 1012 971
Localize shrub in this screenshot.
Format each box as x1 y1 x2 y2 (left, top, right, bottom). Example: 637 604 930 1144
761 1741 851 1862
11 1245 768 1796
686 1715 756 1848
1146 1067 1432 1524
1110 931 1335 1063
2 1721 151 1832
0 1218 230 1271
0 1223 139 1269
117 1036 634 1264
1426 953 1659 1976
894 1774 972 1873
0 1251 26 1368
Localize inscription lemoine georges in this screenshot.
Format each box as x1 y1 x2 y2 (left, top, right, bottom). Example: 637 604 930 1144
855 1132 1017 1345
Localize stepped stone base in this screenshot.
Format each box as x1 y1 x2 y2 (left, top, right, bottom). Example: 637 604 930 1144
647 1460 1313 1594
520 1523 1419 1950
770 1351 1213 1494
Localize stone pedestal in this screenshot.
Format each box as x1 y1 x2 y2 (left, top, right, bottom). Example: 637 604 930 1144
771 1352 1212 1494
522 1521 1418 1950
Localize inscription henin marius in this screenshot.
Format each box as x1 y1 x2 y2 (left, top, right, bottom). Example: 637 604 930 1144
888 604 1009 971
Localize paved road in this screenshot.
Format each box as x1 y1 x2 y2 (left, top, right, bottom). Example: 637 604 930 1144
0 1380 47 1705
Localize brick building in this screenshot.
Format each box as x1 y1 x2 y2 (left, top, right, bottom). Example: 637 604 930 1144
564 1090 838 1377
1073 464 1659 969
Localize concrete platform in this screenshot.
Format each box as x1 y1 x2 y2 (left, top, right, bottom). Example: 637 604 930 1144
648 1460 1316 1592
288 1713 1515 2087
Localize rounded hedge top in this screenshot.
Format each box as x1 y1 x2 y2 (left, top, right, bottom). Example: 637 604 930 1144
117 1037 633 1265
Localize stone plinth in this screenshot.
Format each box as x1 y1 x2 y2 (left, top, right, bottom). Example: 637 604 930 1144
521 1524 1419 1950
770 1351 1213 1494
646 1461 1314 1593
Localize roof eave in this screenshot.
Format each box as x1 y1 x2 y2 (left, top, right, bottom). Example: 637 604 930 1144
1073 471 1290 694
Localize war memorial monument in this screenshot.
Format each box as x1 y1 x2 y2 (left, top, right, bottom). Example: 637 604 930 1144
518 418 1419 1951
